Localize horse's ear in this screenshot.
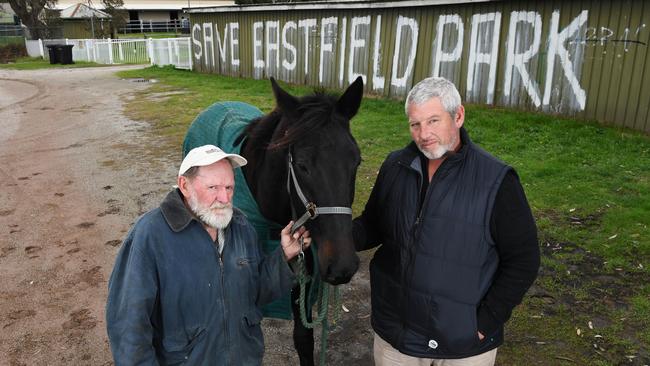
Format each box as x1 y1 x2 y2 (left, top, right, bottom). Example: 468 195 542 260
270 77 299 114
336 76 364 120
233 131 246 147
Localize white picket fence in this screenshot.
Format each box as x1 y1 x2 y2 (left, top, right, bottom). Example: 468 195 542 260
25 37 192 70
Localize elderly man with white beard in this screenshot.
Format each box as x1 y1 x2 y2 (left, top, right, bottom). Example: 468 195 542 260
106 144 310 365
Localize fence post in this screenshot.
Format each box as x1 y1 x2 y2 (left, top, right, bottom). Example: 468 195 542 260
38 39 44 58
140 20 143 33
173 39 179 65
188 38 193 70
108 38 114 64
168 39 173 65
148 38 154 65
86 40 91 62
118 41 124 62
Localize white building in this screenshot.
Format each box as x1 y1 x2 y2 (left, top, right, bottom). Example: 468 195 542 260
51 0 233 23
0 3 18 24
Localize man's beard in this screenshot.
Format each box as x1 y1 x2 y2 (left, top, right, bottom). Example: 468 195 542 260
187 193 233 229
418 135 457 160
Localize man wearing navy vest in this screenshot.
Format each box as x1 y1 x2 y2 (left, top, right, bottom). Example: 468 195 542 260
353 77 540 365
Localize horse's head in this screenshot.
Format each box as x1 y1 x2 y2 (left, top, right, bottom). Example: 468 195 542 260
240 77 363 285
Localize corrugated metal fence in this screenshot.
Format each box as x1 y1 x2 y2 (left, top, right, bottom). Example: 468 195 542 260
188 0 650 132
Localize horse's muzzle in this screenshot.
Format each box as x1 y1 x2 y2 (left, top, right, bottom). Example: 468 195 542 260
321 250 360 285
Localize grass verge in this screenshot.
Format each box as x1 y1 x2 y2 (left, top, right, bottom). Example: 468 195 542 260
116 66 650 365
0 57 112 70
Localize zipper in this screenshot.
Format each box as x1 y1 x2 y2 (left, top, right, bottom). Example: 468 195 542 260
217 247 231 364
395 157 443 346
395 160 425 347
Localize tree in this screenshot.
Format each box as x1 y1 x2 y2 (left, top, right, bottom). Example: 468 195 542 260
8 0 124 39
87 0 125 38
7 0 56 39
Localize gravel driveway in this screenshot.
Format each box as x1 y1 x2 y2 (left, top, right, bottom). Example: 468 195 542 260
0 66 373 366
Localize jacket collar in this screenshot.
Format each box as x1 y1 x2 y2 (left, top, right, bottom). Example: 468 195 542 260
160 188 199 232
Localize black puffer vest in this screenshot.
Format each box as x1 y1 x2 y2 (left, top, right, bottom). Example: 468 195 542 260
370 128 511 358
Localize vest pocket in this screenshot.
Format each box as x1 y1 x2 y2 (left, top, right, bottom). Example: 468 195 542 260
369 263 402 322
406 294 479 354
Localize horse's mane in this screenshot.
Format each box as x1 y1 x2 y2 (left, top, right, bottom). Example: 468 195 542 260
237 91 347 154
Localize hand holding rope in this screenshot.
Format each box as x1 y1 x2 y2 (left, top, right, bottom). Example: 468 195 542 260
280 221 311 261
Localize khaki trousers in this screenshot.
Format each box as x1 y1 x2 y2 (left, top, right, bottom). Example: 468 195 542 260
374 333 497 366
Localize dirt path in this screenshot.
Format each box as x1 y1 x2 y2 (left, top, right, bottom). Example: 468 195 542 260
0 66 180 365
0 67 373 365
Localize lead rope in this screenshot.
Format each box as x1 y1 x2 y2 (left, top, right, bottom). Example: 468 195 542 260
287 151 345 366
294 247 341 366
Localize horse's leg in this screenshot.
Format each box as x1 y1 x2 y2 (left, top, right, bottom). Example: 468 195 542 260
291 283 314 366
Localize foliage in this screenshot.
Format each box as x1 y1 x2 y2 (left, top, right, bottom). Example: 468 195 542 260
0 36 24 46
8 0 124 39
7 0 57 39
0 42 27 63
90 0 125 38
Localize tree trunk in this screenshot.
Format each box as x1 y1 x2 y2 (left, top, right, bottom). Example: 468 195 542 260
8 0 51 39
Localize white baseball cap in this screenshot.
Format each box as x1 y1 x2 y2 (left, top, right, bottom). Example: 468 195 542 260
179 145 247 176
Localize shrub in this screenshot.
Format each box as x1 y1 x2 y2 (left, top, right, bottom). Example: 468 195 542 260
0 43 28 63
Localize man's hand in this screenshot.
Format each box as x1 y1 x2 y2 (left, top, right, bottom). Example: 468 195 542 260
280 221 311 261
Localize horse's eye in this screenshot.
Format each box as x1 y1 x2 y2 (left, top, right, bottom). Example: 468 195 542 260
296 163 310 175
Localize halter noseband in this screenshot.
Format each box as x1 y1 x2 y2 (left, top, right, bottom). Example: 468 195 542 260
287 151 353 235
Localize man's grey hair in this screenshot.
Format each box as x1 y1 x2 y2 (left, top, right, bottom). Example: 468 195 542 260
181 159 235 180
181 166 201 180
404 77 462 118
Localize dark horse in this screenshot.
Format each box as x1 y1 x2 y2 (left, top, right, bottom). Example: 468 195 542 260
183 76 364 365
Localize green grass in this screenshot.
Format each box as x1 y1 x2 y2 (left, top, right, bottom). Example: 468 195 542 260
0 36 24 46
0 56 112 70
116 66 650 365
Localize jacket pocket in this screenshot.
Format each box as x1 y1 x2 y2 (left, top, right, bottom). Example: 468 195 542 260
243 308 263 326
160 328 206 365
236 256 260 304
240 309 264 361
237 257 258 267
